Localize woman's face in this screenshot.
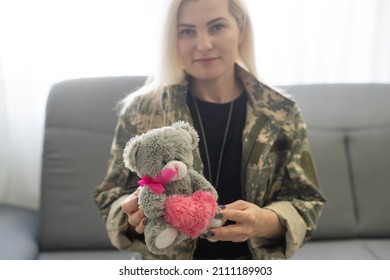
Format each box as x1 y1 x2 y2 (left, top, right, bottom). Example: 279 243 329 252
177 0 242 83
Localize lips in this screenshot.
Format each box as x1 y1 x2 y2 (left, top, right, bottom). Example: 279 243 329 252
194 57 218 64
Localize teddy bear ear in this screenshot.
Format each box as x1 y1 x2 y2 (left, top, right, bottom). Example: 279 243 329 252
172 121 199 149
123 135 142 172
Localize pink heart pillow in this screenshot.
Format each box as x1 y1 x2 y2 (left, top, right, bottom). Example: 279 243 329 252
165 190 218 239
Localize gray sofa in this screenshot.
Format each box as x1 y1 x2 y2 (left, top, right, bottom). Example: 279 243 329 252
1 77 389 259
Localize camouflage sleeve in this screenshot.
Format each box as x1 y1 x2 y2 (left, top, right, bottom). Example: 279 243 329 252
92 96 146 251
250 105 327 259
93 100 139 221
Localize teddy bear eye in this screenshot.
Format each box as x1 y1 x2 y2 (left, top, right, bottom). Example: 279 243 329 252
162 160 168 165
174 156 181 161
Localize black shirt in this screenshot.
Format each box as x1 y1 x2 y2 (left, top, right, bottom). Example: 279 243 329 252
187 90 251 259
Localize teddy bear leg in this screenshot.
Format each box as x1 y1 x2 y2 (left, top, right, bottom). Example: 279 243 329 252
144 218 179 255
207 218 224 228
198 218 224 243
155 225 178 249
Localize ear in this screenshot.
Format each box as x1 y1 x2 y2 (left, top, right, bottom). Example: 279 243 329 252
172 121 199 149
123 135 142 172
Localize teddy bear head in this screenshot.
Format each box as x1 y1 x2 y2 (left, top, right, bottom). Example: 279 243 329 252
123 121 199 181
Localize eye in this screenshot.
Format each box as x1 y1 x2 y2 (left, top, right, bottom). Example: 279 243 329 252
209 23 225 34
178 28 196 38
174 156 181 161
162 160 168 165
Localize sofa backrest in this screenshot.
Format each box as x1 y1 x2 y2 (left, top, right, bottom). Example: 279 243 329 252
286 84 390 239
39 76 145 251
40 79 390 251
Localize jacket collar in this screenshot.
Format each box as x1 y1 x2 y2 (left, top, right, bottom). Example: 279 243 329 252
166 64 295 126
235 65 295 126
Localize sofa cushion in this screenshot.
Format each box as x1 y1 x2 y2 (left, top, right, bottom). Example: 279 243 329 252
361 239 390 259
291 239 390 260
38 250 141 260
39 76 145 251
307 130 356 239
285 84 390 130
288 83 390 240
348 126 390 237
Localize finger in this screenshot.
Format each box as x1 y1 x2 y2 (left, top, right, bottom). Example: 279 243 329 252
218 209 256 225
208 224 251 243
127 208 146 227
122 196 138 214
134 218 148 234
224 200 248 210
218 200 248 221
122 192 140 214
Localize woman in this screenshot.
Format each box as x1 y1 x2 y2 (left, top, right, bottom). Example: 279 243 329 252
94 0 326 260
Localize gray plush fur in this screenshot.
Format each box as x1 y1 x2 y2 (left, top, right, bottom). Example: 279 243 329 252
123 121 219 255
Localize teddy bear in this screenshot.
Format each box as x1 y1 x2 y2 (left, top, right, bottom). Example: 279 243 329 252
123 121 222 255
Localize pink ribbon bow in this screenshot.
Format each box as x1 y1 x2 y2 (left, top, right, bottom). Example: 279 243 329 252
138 168 178 194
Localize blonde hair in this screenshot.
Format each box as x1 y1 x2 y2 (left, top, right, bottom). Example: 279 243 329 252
120 0 257 112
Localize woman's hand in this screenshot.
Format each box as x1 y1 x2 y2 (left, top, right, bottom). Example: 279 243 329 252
205 200 286 242
121 187 148 234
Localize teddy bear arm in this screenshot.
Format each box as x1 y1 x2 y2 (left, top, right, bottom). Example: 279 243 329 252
188 169 218 199
139 189 168 218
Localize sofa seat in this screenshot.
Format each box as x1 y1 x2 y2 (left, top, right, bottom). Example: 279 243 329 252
38 250 141 260
291 239 390 260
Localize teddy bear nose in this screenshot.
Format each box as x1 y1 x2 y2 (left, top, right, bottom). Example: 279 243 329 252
173 163 179 171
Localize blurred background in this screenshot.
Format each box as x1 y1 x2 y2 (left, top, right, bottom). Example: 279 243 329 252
1 0 389 210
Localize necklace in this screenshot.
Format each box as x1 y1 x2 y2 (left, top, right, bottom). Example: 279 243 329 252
191 94 234 189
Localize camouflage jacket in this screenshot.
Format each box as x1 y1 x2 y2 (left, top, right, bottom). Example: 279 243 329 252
93 65 326 260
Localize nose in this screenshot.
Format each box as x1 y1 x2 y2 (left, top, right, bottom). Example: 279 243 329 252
196 32 212 52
